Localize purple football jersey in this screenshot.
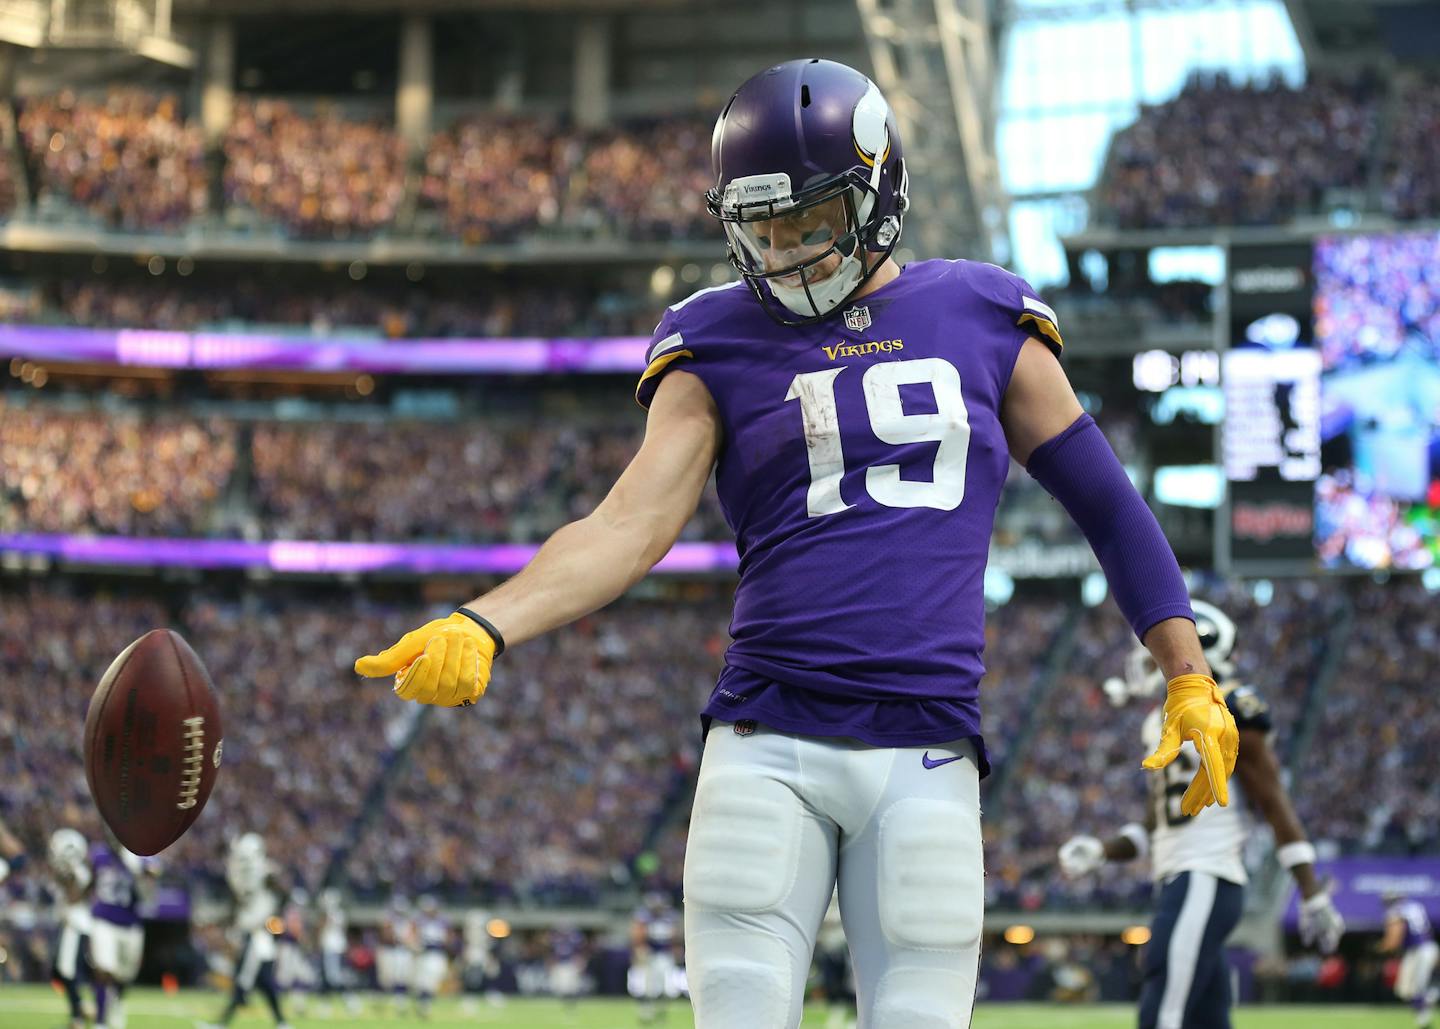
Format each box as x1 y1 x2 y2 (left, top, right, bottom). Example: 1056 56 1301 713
89 843 141 927
1391 900 1435 951
637 259 1063 776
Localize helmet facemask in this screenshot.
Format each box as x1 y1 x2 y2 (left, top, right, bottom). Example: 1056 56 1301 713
708 167 904 326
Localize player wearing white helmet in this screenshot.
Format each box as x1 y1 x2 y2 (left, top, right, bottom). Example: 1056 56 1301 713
48 828 93 1029
197 833 291 1029
1059 600 1345 1029
1380 888 1439 1028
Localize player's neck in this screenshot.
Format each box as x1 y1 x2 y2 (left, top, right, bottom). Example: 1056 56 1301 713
852 256 902 301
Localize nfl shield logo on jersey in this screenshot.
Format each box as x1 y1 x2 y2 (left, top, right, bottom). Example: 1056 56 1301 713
844 305 872 331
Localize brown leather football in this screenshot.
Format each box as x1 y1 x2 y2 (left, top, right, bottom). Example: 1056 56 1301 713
83 629 223 856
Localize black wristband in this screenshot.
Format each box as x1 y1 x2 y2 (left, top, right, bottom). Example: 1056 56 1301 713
454 608 506 657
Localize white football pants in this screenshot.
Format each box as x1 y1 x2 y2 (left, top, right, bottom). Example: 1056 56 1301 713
683 721 983 1029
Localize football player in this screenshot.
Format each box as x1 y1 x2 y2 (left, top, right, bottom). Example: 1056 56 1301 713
376 894 416 1012
1380 888 1438 1028
88 831 158 1029
274 888 315 1013
316 888 359 1015
547 925 586 1006
198 833 291 1029
630 891 680 1023
459 908 505 1011
48 828 93 1029
356 58 1238 1028
1058 600 1345 1029
412 895 451 1019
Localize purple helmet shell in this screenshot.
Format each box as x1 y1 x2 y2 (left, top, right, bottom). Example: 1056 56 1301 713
705 59 910 325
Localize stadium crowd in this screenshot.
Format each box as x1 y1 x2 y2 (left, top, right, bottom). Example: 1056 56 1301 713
0 402 731 542
1382 74 1440 222
17 90 209 231
1295 578 1440 855
9 90 715 243
1098 71 1382 229
222 97 408 240
31 276 662 338
0 400 238 537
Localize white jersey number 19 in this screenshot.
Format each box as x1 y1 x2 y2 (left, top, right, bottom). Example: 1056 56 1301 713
785 358 971 517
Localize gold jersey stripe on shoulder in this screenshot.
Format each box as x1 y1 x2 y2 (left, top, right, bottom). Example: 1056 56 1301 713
1017 311 1064 349
634 349 695 405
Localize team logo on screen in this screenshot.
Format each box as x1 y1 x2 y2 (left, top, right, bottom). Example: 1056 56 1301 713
844 305 872 331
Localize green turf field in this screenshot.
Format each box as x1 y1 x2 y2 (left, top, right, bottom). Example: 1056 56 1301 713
0 985 1415 1028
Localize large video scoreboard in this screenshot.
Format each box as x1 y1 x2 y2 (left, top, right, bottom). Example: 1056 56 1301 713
1222 233 1440 572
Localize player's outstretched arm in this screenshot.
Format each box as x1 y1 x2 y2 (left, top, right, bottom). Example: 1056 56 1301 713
1233 727 1345 951
1002 337 1237 814
355 370 722 706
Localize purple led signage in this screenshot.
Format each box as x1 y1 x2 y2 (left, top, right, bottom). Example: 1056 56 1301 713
0 534 738 575
0 325 653 374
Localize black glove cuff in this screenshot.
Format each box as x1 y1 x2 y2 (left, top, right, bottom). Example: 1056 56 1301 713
454 608 506 657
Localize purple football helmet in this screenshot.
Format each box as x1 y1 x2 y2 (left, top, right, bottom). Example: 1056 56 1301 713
706 59 909 326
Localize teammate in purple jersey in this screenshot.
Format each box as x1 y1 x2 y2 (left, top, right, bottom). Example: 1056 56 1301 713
356 58 1239 1028
88 834 157 1029
1381 890 1439 1028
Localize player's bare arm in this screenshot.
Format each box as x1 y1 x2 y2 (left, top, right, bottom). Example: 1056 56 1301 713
1232 728 1318 896
355 369 722 706
1380 913 1406 954
1001 336 1236 813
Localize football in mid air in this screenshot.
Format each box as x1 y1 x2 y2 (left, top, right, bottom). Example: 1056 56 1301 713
84 629 223 856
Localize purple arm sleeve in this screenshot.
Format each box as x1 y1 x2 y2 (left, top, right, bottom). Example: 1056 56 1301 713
1025 413 1194 640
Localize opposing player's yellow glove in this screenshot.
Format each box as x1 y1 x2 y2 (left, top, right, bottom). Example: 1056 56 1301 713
354 610 503 707
1141 672 1239 816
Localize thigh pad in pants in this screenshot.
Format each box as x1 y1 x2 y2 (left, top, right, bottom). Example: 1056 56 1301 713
877 798 984 951
684 771 802 914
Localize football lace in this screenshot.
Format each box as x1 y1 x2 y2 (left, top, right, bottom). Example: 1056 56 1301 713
177 715 206 810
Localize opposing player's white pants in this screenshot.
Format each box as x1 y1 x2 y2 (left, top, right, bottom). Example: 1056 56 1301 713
683 722 983 1029
632 950 677 999
413 950 448 995
89 920 144 983
376 947 413 993
1397 941 1439 1001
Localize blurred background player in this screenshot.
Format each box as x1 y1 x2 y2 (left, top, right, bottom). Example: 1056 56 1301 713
274 888 315 1015
1380 888 1439 1028
198 833 290 1029
547 925 586 1008
47 828 92 1029
630 891 680 1024
375 893 416 1013
316 888 359 1016
1059 600 1345 1029
460 909 504 1012
411 894 451 1019
87 831 158 1029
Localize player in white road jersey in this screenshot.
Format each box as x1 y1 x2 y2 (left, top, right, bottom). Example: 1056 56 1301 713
1059 601 1345 1029
1381 890 1439 1028
47 828 93 1029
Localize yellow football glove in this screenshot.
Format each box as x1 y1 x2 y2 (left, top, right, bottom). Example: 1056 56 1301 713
353 610 502 707
1141 672 1239 816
